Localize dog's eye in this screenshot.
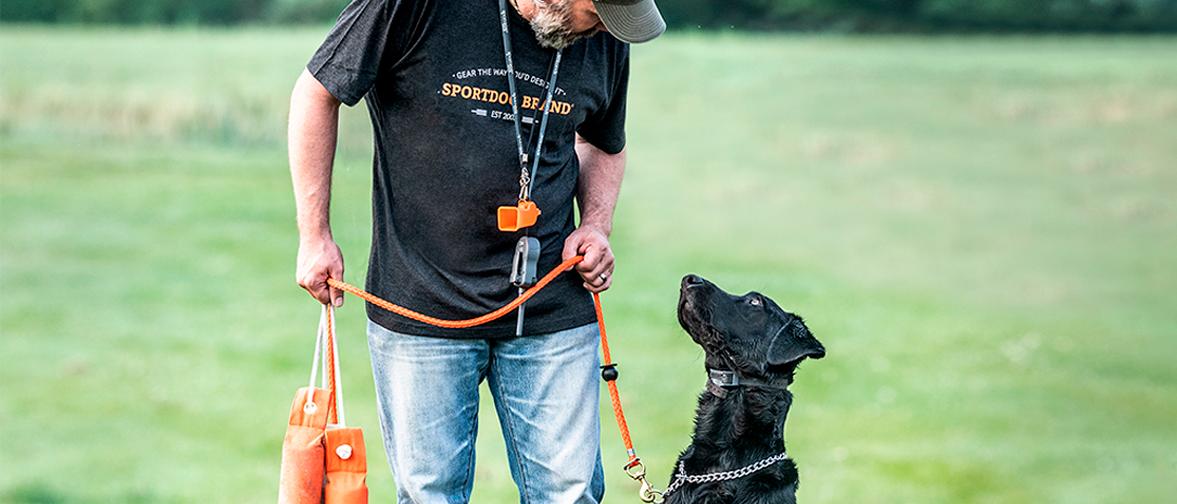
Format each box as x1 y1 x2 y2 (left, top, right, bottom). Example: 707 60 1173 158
748 297 762 306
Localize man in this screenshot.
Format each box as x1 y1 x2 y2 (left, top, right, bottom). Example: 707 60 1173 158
287 0 664 501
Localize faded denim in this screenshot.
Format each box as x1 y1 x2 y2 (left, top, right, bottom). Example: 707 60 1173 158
366 320 605 504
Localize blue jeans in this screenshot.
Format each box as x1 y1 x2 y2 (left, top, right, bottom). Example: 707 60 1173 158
366 320 605 504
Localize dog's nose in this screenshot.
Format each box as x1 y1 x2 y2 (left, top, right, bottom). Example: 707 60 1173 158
683 274 704 287
810 345 826 360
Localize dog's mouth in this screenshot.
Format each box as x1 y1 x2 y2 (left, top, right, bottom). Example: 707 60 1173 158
770 353 821 373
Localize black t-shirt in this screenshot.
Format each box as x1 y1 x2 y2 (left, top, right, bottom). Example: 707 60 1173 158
308 0 629 338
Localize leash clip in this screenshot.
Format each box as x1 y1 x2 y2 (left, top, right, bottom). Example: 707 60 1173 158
624 460 646 480
639 479 664 504
626 461 663 501
510 236 541 288
625 461 664 503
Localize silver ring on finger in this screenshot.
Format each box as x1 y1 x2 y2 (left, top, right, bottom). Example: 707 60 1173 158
599 272 609 281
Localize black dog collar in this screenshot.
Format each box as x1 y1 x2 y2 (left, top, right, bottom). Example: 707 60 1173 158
707 369 790 398
708 369 742 388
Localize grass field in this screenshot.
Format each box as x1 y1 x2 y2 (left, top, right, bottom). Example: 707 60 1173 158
2 26 1176 503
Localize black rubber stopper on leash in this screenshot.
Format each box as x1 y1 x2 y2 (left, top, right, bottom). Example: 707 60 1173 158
600 363 619 382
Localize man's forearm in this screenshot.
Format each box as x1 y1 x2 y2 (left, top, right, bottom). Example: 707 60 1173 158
574 135 626 236
289 69 342 241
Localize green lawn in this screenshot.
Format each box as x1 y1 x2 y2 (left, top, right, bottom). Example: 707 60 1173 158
2 27 1175 503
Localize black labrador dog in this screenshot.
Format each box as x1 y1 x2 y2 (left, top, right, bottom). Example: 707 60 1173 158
663 274 826 504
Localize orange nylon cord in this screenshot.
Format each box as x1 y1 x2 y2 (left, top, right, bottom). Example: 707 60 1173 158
326 256 583 329
325 304 338 424
325 254 642 469
595 292 639 466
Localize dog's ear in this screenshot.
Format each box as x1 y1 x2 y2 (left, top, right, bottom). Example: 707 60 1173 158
767 319 826 366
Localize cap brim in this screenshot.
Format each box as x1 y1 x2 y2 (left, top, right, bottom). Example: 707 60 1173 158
594 0 666 44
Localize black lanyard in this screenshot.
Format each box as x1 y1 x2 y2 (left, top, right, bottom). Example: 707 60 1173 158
498 0 563 203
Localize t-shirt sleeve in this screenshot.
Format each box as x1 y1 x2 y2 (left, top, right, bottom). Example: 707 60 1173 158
307 0 403 106
576 45 629 155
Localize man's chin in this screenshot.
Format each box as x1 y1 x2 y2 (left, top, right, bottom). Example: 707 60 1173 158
535 30 589 50
528 1 589 50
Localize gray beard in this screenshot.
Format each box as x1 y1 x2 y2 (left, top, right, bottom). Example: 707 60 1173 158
529 0 589 50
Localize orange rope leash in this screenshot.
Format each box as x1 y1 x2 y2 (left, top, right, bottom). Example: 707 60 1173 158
326 256 583 329
326 255 650 493
595 291 640 468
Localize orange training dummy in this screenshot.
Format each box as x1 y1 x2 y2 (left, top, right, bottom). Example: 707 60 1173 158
278 305 368 503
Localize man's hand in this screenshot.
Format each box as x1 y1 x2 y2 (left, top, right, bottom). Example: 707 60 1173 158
562 224 615 293
297 236 345 307
569 134 625 294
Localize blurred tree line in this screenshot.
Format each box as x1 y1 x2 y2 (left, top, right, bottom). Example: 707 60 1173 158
3 0 1176 31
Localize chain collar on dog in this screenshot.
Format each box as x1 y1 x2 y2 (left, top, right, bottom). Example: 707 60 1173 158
706 369 790 398
662 451 791 498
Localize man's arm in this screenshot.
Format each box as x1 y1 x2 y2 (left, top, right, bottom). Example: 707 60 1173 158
289 69 346 307
562 133 626 293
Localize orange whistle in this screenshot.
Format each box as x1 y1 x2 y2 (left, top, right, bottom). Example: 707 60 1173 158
497 200 541 232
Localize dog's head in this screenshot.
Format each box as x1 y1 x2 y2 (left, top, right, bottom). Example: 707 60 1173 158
678 274 825 381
